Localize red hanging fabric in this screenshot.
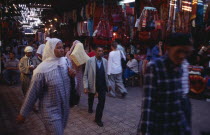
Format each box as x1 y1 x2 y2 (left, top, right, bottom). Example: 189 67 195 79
93 19 113 45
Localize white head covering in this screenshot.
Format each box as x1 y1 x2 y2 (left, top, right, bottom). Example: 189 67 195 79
33 38 67 75
24 46 33 53
42 38 61 61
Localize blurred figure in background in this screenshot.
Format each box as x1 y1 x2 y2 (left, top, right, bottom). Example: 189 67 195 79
3 52 20 85
108 42 128 98
88 46 96 57
116 39 126 56
36 37 50 62
19 46 39 96
64 46 70 56
124 54 138 81
151 40 163 61
66 40 90 105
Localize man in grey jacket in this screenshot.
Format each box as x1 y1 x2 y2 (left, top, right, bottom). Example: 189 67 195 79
84 47 110 127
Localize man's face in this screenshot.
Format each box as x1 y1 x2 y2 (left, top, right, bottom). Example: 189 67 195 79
9 53 15 59
26 52 33 58
127 55 131 60
54 42 64 58
167 45 193 65
33 44 38 49
96 47 104 58
158 41 163 47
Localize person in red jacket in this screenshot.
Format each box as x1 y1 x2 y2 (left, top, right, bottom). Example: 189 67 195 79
88 46 96 57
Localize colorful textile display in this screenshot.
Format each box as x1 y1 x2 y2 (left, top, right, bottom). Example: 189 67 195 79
136 6 162 33
93 19 113 45
93 19 112 38
196 0 204 26
191 0 198 21
135 7 161 41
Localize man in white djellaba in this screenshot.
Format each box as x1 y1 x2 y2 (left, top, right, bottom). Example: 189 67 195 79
16 38 76 135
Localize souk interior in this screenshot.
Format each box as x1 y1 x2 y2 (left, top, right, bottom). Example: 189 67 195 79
1 0 210 95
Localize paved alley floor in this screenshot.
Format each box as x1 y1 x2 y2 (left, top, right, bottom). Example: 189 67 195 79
0 84 210 135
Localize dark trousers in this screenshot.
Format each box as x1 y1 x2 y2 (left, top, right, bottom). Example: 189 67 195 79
88 89 106 122
3 69 20 84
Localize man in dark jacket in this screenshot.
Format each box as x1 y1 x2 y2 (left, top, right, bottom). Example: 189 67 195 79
137 33 193 135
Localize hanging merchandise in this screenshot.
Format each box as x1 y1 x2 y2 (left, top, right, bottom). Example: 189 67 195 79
196 0 204 26
77 21 89 37
167 0 178 32
154 12 162 30
93 18 113 45
191 0 198 21
86 1 96 19
136 7 159 31
93 0 113 45
167 0 192 33
135 7 161 41
112 5 123 23
88 18 94 36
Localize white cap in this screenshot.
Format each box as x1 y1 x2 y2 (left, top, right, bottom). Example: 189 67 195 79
24 46 33 53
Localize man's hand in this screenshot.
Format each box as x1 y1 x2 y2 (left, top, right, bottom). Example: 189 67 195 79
29 65 35 71
84 88 89 94
16 114 25 124
68 68 76 78
29 67 35 70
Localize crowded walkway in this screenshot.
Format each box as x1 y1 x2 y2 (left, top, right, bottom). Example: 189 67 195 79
1 0 210 135
0 83 210 135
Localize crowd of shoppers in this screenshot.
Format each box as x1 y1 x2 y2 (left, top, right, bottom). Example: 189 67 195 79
0 32 198 135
